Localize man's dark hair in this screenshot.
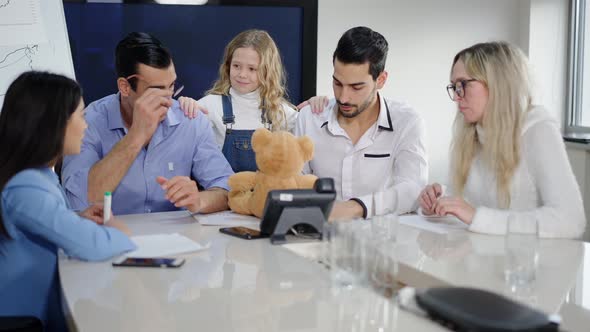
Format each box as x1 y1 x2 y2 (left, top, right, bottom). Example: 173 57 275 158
115 32 172 90
0 71 82 238
333 27 388 80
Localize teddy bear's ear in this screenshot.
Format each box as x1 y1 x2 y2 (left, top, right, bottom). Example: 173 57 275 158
252 128 273 152
298 135 315 162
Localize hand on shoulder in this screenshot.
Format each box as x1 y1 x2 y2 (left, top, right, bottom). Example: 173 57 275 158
297 96 329 114
178 96 209 119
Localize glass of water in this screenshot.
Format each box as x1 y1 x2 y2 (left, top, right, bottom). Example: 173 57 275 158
329 220 370 290
504 214 539 289
369 214 399 298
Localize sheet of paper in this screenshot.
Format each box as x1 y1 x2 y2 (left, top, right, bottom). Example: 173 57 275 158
0 0 47 45
399 214 468 234
193 210 260 227
127 233 208 258
0 0 75 106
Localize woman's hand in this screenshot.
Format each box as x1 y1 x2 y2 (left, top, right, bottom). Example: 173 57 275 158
432 197 475 225
79 204 105 224
297 96 329 114
80 206 132 236
179 96 208 119
418 183 443 215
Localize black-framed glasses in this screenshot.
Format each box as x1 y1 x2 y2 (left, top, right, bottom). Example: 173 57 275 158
446 79 477 101
125 74 184 97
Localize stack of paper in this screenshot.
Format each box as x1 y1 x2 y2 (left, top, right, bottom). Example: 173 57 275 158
192 210 260 227
127 233 209 258
399 215 468 234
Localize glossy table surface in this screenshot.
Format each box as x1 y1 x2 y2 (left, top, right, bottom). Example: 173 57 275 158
59 211 590 331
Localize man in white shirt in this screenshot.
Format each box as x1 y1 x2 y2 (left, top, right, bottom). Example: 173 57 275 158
295 26 428 220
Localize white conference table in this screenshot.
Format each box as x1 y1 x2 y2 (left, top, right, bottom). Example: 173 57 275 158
59 210 590 331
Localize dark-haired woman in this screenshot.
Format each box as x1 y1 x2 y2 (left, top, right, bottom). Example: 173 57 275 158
0 71 135 331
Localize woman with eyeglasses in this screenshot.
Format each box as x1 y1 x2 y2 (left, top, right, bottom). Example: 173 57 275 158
0 71 136 331
419 41 585 238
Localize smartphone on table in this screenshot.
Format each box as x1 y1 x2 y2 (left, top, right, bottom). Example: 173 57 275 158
219 226 268 240
112 257 185 268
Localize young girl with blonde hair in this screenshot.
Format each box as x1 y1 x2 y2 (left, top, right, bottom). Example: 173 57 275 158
419 41 585 238
181 29 298 172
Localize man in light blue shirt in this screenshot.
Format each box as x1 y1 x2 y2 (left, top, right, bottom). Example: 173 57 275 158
62 32 233 215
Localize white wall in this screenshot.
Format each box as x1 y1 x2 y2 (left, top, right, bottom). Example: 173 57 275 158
316 0 531 184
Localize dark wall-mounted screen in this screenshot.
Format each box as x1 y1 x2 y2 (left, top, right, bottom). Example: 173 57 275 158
63 0 317 105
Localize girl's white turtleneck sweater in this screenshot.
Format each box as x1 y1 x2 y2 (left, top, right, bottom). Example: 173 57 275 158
197 87 298 148
458 106 585 238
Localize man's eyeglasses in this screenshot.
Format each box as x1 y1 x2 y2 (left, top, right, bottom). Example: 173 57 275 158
446 79 477 101
125 74 184 97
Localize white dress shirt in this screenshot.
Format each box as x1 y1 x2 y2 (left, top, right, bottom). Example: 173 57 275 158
295 94 428 218
197 87 299 149
463 106 586 238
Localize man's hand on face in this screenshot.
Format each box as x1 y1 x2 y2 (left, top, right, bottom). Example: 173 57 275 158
128 88 173 146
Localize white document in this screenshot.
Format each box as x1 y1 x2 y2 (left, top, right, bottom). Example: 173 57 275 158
193 210 260 227
0 0 74 106
399 214 468 234
0 0 47 45
127 233 209 258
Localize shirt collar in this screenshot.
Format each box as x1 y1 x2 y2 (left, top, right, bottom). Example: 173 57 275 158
107 93 181 130
107 93 126 130
324 102 343 135
229 87 261 101
322 93 393 133
40 167 59 184
376 93 393 131
164 101 181 127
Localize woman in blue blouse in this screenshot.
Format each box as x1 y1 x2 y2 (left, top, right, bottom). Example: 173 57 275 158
0 72 136 331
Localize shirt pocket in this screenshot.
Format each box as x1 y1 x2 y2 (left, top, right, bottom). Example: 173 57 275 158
152 148 192 179
361 153 393 188
363 153 391 158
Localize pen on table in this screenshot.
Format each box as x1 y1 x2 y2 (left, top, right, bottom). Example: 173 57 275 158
187 209 200 222
103 191 112 224
173 85 185 98
432 189 444 214
427 190 442 211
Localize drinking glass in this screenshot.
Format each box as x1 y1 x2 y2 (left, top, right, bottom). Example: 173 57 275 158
504 214 539 289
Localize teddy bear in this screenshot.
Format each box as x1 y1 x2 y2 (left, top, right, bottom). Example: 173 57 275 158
228 128 318 218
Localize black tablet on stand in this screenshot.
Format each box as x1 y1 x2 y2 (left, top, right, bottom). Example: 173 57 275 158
260 178 336 245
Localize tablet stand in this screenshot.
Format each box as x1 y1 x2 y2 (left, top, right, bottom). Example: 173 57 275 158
269 206 327 244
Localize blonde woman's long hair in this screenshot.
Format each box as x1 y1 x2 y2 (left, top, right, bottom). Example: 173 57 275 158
450 41 532 208
207 29 294 131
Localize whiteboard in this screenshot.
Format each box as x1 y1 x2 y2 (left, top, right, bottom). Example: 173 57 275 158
0 0 75 106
